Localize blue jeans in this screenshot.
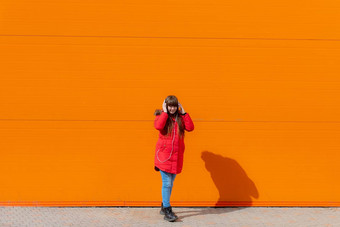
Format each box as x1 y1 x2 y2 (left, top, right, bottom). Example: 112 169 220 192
160 170 176 208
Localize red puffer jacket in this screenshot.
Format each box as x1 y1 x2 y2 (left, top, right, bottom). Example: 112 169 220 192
154 112 194 174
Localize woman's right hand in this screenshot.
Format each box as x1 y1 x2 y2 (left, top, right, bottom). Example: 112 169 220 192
162 100 167 113
178 102 186 114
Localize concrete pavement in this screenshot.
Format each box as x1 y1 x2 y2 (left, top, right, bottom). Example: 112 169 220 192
0 207 340 226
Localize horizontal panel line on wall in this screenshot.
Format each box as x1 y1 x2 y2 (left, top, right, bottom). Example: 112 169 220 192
2 119 340 123
1 34 340 42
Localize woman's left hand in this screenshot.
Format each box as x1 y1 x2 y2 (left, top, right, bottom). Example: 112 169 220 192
178 103 186 114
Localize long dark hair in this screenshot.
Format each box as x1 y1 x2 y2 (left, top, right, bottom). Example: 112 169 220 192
154 95 185 137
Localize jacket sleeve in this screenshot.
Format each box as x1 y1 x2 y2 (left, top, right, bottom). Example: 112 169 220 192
182 113 194 132
154 112 168 130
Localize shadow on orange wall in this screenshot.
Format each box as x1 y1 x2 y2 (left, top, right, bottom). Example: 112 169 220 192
176 151 259 221
201 151 259 206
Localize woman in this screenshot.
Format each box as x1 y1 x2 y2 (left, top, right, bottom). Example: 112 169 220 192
154 95 194 222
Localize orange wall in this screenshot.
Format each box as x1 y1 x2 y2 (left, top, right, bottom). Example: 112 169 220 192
1 0 340 206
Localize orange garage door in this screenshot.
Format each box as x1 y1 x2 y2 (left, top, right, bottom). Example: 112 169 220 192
1 0 340 206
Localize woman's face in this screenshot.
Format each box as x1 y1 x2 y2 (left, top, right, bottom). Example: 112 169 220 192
167 105 178 115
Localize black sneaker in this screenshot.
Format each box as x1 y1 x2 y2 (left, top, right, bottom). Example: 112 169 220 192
160 203 165 215
160 203 178 218
169 207 178 219
163 206 178 222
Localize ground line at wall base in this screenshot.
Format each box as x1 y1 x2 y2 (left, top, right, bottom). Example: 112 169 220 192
0 201 339 207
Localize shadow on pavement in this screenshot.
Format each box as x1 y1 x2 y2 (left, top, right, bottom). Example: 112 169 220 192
175 207 245 220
